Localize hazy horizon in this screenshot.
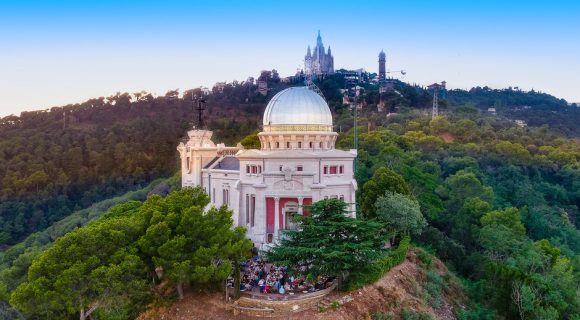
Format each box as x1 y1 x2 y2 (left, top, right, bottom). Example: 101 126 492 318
1 0 579 117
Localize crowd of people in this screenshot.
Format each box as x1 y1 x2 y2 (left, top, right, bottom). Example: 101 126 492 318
227 256 334 295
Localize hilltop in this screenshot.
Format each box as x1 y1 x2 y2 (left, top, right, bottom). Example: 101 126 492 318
138 249 469 320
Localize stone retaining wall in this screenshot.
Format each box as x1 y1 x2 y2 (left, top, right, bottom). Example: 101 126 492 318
232 282 336 317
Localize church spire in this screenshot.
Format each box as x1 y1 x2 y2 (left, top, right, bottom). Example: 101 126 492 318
306 45 311 57
316 30 323 47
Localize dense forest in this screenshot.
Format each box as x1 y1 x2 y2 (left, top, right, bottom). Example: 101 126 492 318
337 115 579 318
0 82 267 247
0 71 579 319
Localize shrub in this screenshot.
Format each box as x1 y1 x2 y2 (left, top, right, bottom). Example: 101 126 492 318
345 237 410 290
401 309 433 320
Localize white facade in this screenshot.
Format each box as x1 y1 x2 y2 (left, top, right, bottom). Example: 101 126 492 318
178 87 357 249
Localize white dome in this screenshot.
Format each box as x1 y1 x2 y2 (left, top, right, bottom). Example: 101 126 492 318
263 87 332 131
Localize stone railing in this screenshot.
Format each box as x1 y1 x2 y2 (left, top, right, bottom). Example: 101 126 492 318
232 280 337 317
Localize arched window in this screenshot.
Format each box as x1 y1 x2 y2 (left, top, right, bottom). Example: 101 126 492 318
276 142 280 148
286 142 290 149
309 141 313 148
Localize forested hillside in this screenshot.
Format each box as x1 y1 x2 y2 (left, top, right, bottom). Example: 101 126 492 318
0 83 270 246
1 72 577 248
336 114 579 318
1 72 578 319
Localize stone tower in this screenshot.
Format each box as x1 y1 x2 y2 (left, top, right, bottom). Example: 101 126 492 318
378 50 386 82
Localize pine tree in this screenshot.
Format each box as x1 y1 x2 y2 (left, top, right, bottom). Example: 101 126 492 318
265 199 385 285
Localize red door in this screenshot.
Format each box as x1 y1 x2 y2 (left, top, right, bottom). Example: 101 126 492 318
303 198 312 216
266 197 275 233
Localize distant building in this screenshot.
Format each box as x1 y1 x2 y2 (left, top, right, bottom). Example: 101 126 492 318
378 50 386 82
487 107 497 115
304 31 334 76
213 82 226 93
258 80 268 96
515 120 527 127
200 87 211 96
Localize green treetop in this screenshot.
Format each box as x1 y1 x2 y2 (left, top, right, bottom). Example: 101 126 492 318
265 199 385 285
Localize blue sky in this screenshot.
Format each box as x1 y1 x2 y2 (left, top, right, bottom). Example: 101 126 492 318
1 0 579 116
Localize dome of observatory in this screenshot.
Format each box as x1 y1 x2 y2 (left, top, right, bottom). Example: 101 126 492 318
262 87 333 132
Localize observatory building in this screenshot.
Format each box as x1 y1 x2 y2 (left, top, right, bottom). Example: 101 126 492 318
177 87 357 248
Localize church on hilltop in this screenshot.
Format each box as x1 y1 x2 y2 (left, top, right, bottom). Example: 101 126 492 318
304 31 334 76
177 87 357 249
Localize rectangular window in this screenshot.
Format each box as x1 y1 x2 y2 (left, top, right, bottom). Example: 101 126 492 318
297 165 303 172
246 194 250 225
222 189 229 205
279 165 283 171
323 166 328 174
286 142 290 149
330 166 337 174
251 195 256 227
251 165 257 174
258 165 262 173
246 165 250 173
339 165 344 174
339 195 345 201
298 141 302 148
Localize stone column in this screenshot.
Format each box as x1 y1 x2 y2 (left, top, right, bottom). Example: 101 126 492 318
274 197 280 237
298 197 304 216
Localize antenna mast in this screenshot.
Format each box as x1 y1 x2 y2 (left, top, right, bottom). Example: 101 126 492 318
432 89 439 119
427 82 446 119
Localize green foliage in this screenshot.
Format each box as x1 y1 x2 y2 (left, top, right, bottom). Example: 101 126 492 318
361 167 410 219
136 188 252 298
345 237 410 291
10 215 149 319
372 311 395 320
9 188 251 319
375 192 427 239
342 106 579 318
401 309 433 320
0 86 266 246
265 199 386 285
420 270 447 309
239 133 261 149
0 175 178 302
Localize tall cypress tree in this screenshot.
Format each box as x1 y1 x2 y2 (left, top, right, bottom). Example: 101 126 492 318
265 199 385 285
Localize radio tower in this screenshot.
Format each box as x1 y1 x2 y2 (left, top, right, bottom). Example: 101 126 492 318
432 89 439 119
427 82 446 119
